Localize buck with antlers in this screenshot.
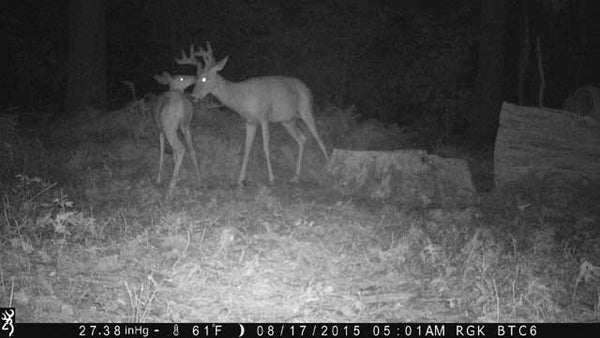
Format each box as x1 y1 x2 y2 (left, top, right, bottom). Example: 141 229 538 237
176 42 329 185
153 70 201 198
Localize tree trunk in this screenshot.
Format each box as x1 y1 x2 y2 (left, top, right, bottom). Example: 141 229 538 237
517 1 530 105
469 0 507 144
574 0 588 88
65 0 107 115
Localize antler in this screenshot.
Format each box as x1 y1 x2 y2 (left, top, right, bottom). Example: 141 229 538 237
193 42 216 71
175 44 202 72
175 42 216 75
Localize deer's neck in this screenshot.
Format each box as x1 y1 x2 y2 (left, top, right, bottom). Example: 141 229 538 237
211 75 250 114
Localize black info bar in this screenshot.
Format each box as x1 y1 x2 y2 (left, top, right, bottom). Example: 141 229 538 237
7 322 598 338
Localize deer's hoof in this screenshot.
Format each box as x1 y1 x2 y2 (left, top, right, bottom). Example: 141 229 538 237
237 180 254 189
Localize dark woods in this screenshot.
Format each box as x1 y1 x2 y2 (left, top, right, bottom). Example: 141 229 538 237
2 0 596 144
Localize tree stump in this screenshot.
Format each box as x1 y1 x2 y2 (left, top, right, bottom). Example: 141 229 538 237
325 149 477 207
494 102 600 187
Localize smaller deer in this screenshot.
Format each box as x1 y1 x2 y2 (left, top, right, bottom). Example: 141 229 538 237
153 71 201 198
176 42 329 185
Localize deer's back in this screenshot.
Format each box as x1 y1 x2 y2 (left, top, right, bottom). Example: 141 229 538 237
233 76 311 122
153 91 193 132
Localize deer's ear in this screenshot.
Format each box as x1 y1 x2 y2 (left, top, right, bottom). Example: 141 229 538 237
154 71 174 85
214 57 228 72
153 74 168 85
162 71 173 81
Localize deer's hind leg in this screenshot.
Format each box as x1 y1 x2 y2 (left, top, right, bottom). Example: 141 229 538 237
164 129 185 199
281 120 307 183
181 126 201 183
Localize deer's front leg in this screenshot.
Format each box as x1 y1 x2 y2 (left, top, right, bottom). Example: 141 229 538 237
239 122 257 185
260 120 275 184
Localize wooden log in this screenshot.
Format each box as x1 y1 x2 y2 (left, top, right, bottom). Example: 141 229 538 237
325 149 477 207
494 102 600 187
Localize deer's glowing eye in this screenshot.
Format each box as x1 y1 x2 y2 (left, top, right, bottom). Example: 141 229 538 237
178 77 184 81
201 77 207 83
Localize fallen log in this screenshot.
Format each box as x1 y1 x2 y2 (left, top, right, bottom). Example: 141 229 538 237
494 102 600 187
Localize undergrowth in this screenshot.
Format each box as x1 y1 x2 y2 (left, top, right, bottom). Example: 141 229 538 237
0 103 599 322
